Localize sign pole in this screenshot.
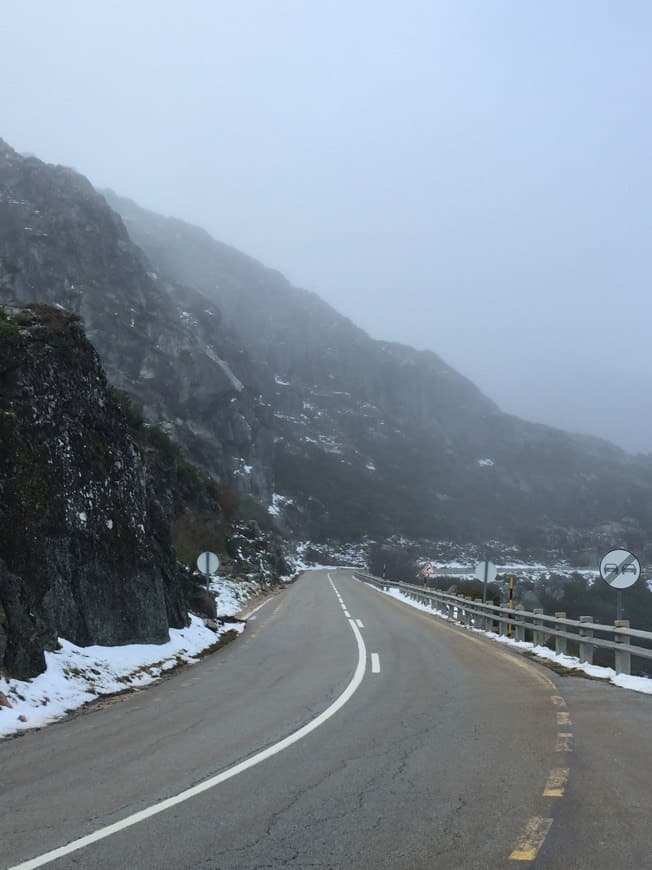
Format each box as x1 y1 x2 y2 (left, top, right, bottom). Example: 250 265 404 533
483 560 488 603
508 575 515 636
617 589 623 622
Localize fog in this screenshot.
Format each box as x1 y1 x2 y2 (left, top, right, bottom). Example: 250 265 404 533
2 1 651 452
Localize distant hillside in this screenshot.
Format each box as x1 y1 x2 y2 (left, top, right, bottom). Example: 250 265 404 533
105 190 652 556
1 136 651 560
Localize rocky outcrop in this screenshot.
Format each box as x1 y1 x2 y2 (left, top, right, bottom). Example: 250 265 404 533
0 305 190 677
225 521 289 582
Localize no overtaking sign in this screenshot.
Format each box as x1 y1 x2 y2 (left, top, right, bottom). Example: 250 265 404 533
599 549 641 589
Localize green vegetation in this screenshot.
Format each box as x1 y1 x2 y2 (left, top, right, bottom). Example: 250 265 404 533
0 308 26 342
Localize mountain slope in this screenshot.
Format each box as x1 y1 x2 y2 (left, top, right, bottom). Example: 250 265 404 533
1 137 650 555
105 190 652 550
0 139 273 503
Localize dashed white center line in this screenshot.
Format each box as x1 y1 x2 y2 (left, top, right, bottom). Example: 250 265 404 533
371 653 381 673
343 609 351 618
356 619 364 629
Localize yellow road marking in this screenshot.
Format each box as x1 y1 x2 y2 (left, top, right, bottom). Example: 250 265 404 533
556 711 572 726
550 695 566 707
543 767 569 797
509 816 553 861
555 732 573 752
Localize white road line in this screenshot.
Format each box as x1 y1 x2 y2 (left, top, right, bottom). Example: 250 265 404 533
242 599 270 620
343 610 351 618
371 653 381 673
356 619 364 629
8 583 368 870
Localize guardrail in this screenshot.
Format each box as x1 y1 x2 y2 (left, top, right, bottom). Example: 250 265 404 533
354 573 652 676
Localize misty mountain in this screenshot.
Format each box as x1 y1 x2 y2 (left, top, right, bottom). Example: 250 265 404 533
104 192 652 554
1 138 651 558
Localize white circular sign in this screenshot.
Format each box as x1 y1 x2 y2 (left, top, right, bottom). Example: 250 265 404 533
599 549 641 589
475 561 497 582
196 551 220 576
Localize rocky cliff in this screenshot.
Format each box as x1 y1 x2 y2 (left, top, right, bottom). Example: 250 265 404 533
0 305 191 678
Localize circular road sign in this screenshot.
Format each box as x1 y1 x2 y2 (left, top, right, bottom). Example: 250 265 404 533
196 551 220 577
475 561 497 583
599 549 641 589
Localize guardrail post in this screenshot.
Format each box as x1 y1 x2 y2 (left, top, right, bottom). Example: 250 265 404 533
579 616 594 664
514 614 525 642
554 613 567 654
614 620 631 675
533 608 544 647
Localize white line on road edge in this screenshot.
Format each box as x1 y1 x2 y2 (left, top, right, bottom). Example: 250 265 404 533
356 619 364 629
7 582 368 870
371 653 381 673
242 599 271 620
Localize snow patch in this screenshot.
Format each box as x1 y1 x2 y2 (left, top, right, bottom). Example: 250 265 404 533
209 576 262 618
0 616 243 739
267 493 293 516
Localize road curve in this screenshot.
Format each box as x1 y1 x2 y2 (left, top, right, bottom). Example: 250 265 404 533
1 570 650 869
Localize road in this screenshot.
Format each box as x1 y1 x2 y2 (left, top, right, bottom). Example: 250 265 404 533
1 569 651 869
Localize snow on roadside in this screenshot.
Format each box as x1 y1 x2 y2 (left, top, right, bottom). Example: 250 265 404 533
209 575 262 616
0 580 267 739
0 615 244 739
381 586 652 697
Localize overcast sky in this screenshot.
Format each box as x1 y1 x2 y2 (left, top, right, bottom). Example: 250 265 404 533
2 1 651 451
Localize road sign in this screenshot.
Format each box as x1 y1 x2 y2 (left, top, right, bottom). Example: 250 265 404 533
475 561 497 583
196 551 220 578
599 549 641 589
421 562 437 578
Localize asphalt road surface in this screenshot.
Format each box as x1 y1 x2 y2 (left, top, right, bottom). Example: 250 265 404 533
1 570 651 869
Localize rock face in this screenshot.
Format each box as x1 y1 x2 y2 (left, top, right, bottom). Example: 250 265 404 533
0 305 189 677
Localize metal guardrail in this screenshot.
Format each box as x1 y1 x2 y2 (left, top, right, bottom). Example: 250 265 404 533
354 573 652 676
